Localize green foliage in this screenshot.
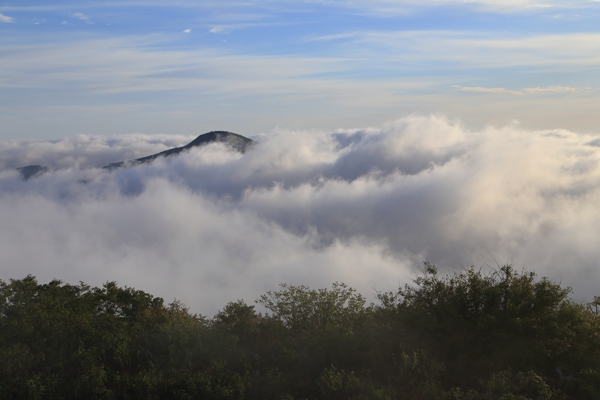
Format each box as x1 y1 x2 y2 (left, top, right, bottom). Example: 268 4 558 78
0 275 212 399
481 370 560 400
375 263 599 389
0 265 598 399
257 282 367 333
317 366 391 400
212 300 260 341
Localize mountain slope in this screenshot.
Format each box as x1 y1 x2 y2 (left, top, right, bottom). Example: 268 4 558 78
103 131 254 170
15 131 254 179
17 165 49 180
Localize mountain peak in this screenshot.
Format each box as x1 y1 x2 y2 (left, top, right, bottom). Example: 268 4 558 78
104 131 254 170
17 165 49 180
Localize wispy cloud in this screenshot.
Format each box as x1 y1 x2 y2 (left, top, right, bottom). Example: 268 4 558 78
0 36 358 95
0 13 14 23
453 86 524 95
334 31 600 69
71 12 93 24
523 86 578 93
209 27 225 34
183 28 191 33
0 0 596 20
335 0 598 14
1 31 599 137
2 33 596 94
454 85 579 95
303 32 361 43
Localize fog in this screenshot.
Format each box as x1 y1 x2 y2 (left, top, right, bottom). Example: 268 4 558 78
1 115 599 314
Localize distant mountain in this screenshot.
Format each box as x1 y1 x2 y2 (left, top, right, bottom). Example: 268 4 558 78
15 131 255 179
17 165 49 180
103 131 255 170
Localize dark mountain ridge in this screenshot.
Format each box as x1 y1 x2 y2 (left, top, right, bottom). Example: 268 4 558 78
16 165 49 180
103 131 255 170
16 131 255 179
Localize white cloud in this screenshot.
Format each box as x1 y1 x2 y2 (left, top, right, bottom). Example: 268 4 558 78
453 85 579 95
0 13 14 23
2 116 600 314
1 33 596 96
71 12 93 24
453 85 524 95
523 86 578 93
337 0 596 14
183 28 191 33
209 27 225 34
0 0 595 22
2 31 600 137
335 31 600 69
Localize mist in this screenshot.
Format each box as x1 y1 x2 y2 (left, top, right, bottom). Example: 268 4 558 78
1 115 599 314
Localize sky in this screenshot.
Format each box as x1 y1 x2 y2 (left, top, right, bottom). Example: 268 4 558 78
2 0 600 138
1 1 600 314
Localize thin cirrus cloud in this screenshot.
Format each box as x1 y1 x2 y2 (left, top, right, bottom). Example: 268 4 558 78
2 32 598 94
343 0 596 12
2 28 600 138
0 0 554 14
319 31 600 69
0 13 14 23
1 116 600 313
453 86 526 95
453 85 578 95
71 12 93 24
523 86 579 93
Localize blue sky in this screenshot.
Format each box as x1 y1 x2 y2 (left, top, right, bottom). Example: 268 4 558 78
2 0 600 139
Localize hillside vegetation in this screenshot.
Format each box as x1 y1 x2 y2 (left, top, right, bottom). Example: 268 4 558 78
1 264 599 399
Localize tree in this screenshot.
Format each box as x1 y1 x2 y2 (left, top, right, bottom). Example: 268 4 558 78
376 263 600 390
257 282 366 333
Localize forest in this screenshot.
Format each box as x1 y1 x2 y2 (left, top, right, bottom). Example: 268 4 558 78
0 264 599 399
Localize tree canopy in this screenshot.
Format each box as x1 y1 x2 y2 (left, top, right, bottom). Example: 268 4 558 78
0 265 599 399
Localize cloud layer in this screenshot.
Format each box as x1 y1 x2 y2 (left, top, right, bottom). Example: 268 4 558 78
1 116 600 314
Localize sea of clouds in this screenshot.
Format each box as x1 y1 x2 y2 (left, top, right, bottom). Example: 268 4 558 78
1 115 599 314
